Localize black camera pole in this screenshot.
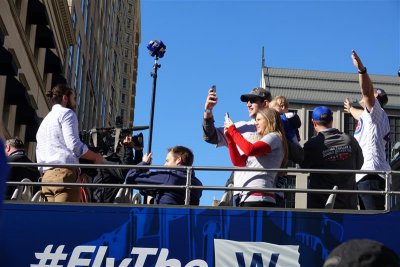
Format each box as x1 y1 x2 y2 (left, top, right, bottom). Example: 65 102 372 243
147 57 160 153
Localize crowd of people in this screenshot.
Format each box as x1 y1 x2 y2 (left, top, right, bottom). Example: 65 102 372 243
2 50 395 210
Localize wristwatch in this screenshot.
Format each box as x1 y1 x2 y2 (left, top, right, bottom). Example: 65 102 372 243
204 109 212 113
358 67 367 74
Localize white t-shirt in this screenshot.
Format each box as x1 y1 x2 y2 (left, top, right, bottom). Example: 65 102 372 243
232 132 284 202
354 100 391 182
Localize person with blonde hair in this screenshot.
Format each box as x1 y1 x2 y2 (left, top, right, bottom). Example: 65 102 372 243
224 108 288 207
270 95 301 145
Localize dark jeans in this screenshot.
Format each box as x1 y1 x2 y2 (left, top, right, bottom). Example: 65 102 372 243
357 174 385 210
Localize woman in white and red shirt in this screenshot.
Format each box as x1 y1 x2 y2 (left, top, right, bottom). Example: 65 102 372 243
224 108 288 207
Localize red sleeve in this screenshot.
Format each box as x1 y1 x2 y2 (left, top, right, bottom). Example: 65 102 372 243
227 125 271 156
226 135 247 166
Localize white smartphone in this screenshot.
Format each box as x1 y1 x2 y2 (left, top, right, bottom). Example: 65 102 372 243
224 112 230 123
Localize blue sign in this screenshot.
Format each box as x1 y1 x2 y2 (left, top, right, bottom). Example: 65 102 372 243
1 203 399 266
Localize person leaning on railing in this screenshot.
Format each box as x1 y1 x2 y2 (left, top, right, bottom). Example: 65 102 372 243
301 106 363 209
202 86 303 206
224 108 288 207
91 135 143 203
36 84 103 203
125 146 203 205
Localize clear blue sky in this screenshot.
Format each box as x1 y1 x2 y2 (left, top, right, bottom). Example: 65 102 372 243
133 0 400 205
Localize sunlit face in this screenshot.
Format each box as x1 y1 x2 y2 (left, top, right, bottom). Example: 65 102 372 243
246 98 268 118
164 151 180 166
271 103 286 114
254 113 268 135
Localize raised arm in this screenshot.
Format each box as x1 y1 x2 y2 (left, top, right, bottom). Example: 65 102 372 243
344 98 363 121
351 50 375 111
202 87 219 144
226 125 271 156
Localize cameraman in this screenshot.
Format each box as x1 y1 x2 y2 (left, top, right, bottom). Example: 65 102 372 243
91 135 143 203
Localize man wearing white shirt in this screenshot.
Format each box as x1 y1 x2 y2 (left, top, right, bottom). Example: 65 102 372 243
36 84 103 202
344 50 391 210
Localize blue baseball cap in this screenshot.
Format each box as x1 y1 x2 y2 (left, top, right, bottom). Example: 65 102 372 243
312 106 333 122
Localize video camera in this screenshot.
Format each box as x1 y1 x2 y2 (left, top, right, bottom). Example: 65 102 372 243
80 127 144 156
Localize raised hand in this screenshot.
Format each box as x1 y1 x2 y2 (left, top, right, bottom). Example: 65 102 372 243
351 50 365 72
204 87 218 110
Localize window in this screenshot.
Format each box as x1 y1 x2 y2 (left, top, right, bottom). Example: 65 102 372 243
73 35 81 89
84 0 90 33
72 9 77 30
77 56 85 113
128 3 133 14
121 93 125 104
389 115 400 161
67 45 74 82
124 63 128 73
81 0 85 12
344 113 400 163
307 110 317 140
122 78 127 89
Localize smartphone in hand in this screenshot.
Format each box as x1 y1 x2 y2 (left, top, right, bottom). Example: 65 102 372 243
211 85 216 93
224 112 230 123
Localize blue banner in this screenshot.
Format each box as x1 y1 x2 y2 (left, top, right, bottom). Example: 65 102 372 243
1 203 399 266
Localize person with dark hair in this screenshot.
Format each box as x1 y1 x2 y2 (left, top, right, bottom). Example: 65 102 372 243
323 239 399 267
91 135 143 203
125 146 202 205
343 50 391 210
4 137 40 199
301 106 363 209
36 84 103 202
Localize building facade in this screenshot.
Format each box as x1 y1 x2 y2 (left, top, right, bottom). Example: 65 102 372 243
0 0 74 158
0 0 141 159
67 0 141 130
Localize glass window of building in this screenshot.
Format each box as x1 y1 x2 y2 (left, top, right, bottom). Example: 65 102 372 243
121 93 126 104
84 0 89 33
72 9 77 30
74 35 81 89
67 45 74 82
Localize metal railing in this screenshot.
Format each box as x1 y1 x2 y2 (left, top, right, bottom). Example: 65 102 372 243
6 162 400 211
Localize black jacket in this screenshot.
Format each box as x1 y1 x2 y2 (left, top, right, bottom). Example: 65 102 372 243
91 146 142 203
6 150 40 199
301 129 363 209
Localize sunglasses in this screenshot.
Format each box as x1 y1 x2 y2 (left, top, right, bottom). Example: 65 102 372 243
247 98 262 104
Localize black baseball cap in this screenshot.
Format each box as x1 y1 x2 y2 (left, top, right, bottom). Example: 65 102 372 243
240 87 272 102
323 239 399 267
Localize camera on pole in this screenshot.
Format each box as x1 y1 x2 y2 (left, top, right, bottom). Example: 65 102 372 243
147 40 166 153
147 40 166 59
